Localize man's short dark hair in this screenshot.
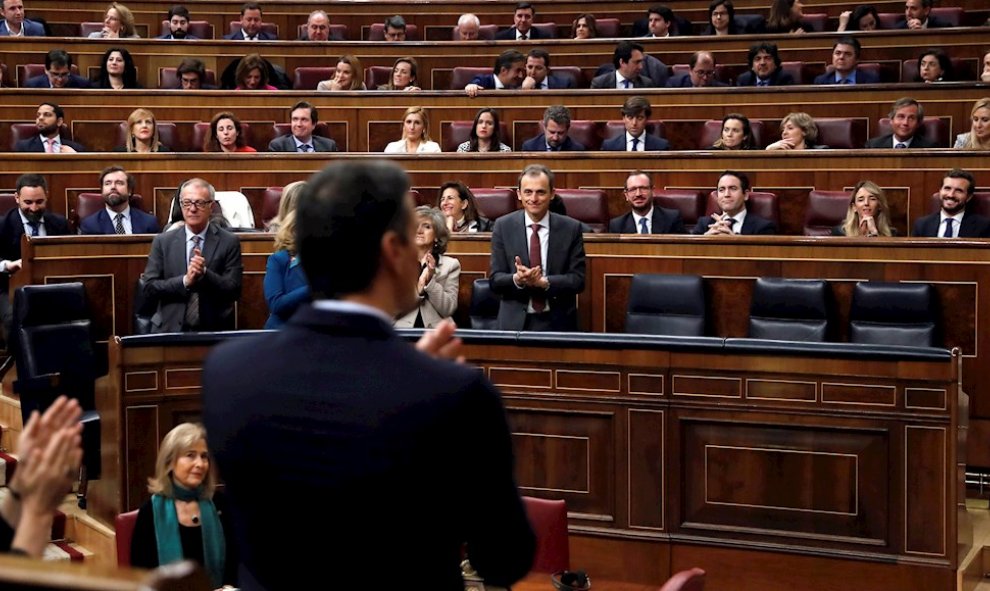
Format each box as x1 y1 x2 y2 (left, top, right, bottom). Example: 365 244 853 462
543 105 571 127
45 49 72 70
100 165 136 193
494 49 525 74
40 101 64 120
648 5 674 22
517 164 554 191
168 5 190 20
919 0 933 8
240 2 261 16
515 2 534 14
384 15 406 29
16 174 47 194
613 40 644 69
297 161 411 298
291 101 318 124
621 96 651 119
719 170 751 192
527 48 550 67
889 96 924 123
176 58 206 79
834 36 862 58
747 42 781 68
689 51 716 68
945 169 976 196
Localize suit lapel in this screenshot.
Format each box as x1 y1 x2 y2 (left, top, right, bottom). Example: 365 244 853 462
545 214 560 275
99 210 112 233
202 224 220 266
170 228 188 274
515 211 532 267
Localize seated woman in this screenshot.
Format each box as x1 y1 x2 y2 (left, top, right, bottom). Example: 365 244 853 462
394 206 461 329
130 423 236 588
766 112 827 150
438 181 493 232
572 14 598 39
457 108 511 152
701 0 740 35
765 0 811 34
115 108 170 152
376 57 421 91
265 209 310 328
235 54 278 90
833 180 894 237
266 180 305 233
384 106 441 154
87 2 140 38
838 5 879 31
954 98 990 150
917 49 953 83
317 55 367 91
710 113 756 150
96 47 140 89
204 111 256 153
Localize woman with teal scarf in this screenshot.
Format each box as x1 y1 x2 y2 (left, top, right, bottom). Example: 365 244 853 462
130 423 235 587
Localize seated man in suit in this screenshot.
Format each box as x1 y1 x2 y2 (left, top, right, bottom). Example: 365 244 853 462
494 2 548 40
865 97 939 148
223 2 275 40
268 101 337 152
0 174 70 335
0 0 45 35
464 49 526 97
25 50 90 88
693 170 777 235
667 51 729 88
897 0 948 29
142 178 242 333
591 41 654 89
157 5 199 39
737 42 795 87
520 49 574 89
602 96 669 151
521 105 585 151
175 58 217 90
813 37 879 85
490 164 585 331
14 102 85 153
301 10 330 40
382 15 407 41
913 169 990 238
646 5 674 38
79 166 161 235
609 170 686 234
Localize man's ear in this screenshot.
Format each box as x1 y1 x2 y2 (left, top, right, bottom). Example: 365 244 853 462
379 229 407 274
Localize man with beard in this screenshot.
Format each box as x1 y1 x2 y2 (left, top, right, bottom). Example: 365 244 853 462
913 169 990 237
14 103 86 153
521 105 585 151
608 170 686 234
736 42 796 87
156 5 199 39
0 174 70 336
79 166 161 234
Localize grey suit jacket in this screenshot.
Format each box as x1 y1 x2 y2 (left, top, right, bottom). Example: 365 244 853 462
142 223 243 332
489 210 586 331
268 134 338 152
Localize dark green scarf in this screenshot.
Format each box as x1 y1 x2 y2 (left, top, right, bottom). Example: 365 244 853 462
151 481 225 587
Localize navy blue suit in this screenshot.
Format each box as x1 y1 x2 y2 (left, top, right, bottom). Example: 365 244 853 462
156 33 201 40
0 19 45 36
601 133 669 151
468 74 500 89
692 212 777 235
14 135 86 153
895 14 950 29
521 134 585 152
223 29 276 40
608 208 686 234
666 73 729 88
736 69 796 86
0 209 70 293
545 74 574 89
79 208 161 235
913 212 990 238
813 68 881 85
25 74 92 88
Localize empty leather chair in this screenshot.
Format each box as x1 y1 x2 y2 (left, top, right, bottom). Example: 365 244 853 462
876 117 948 148
563 120 600 150
699 119 766 149
554 189 608 232
293 66 334 90
625 274 706 337
522 496 569 573
849 282 937 347
116 122 179 150
748 278 829 342
115 510 139 567
192 121 254 152
812 118 867 149
160 19 213 38
654 190 704 231
228 21 278 38
780 61 804 85
442 120 511 152
79 22 103 36
364 66 392 90
660 567 706 591
159 67 218 89
367 22 418 40
471 188 517 222
469 278 500 329
804 190 850 236
930 6 964 26
550 66 582 90
449 66 491 90
261 186 283 226
802 13 828 31
593 17 620 37
73 193 106 231
0 193 17 216
705 191 780 227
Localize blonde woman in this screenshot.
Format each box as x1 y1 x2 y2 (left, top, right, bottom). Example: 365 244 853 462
954 98 990 150
317 55 367 91
115 108 169 152
265 209 310 328
834 180 894 237
88 2 139 38
266 180 305 233
384 106 441 153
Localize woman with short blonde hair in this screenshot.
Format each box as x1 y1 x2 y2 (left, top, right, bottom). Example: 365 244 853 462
117 108 169 153
954 98 990 150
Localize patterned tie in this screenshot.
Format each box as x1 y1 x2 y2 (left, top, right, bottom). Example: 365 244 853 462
631 137 639 152
184 235 201 329
639 217 649 234
757 79 769 87
728 218 739 234
841 78 852 85
943 218 954 238
529 223 546 312
114 213 125 234
299 144 312 153
519 33 528 40
895 142 907 149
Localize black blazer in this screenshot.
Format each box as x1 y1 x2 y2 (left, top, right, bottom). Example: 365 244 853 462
864 133 940 149
895 14 950 28
494 26 549 40
590 72 654 89
913 212 990 238
0 208 70 291
202 305 535 590
24 74 92 88
692 212 777 235
521 134 585 152
79 208 161 234
14 135 86 153
666 73 729 88
223 29 276 40
608 208 687 234
736 69 796 86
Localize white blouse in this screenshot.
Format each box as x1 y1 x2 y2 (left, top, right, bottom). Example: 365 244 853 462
383 140 442 154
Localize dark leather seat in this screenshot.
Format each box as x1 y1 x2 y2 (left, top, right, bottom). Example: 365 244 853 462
625 274 706 337
469 278 500 329
554 189 609 232
10 122 73 150
449 66 491 90
471 188 517 222
115 510 139 567
593 17 620 37
653 190 704 231
364 66 391 89
441 120 510 152
812 117 868 149
804 190 849 236
261 186 283 226
705 191 780 227
192 121 254 152
0 193 16 216
521 496 569 573
293 66 333 90
748 277 829 342
849 282 937 347
876 117 949 148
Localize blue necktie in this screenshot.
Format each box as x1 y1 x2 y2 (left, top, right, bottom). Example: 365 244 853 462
631 137 639 152
622 79 631 89
639 217 649 234
942 218 954 238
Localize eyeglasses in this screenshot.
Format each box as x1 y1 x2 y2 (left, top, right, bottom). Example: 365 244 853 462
180 199 213 210
48 71 70 79
692 69 716 78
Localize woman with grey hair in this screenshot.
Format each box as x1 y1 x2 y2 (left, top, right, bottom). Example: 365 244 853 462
394 206 461 328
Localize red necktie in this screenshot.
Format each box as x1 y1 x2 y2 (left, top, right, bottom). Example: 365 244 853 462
529 223 545 312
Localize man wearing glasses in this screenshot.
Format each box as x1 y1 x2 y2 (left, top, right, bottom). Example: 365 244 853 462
666 51 728 88
142 178 242 333
608 170 686 234
24 50 91 88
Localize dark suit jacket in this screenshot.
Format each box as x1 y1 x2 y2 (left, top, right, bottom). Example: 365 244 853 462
864 133 940 149
267 134 337 152
223 29 276 40
201 305 535 590
895 14 949 29
608 207 687 234
155 33 201 39
545 74 574 89
468 73 499 89
79 208 161 235
25 74 92 88
736 69 796 86
0 19 45 36
913 212 990 238
601 133 669 151
666 73 729 88
141 223 242 332
692 212 777 235
590 72 654 89
521 134 585 152
0 208 70 291
494 26 549 40
14 135 86 153
489 210 586 331
813 68 881 85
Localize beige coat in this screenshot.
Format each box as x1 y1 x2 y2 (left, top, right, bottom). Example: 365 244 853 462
394 255 461 328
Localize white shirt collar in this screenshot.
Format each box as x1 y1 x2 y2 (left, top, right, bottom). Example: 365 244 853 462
312 299 395 325
106 204 131 219
632 207 654 230
292 135 314 149
615 71 631 88
625 132 646 150
18 210 42 226
940 209 965 224
892 136 914 148
726 208 748 233
493 75 506 90
524 211 550 228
